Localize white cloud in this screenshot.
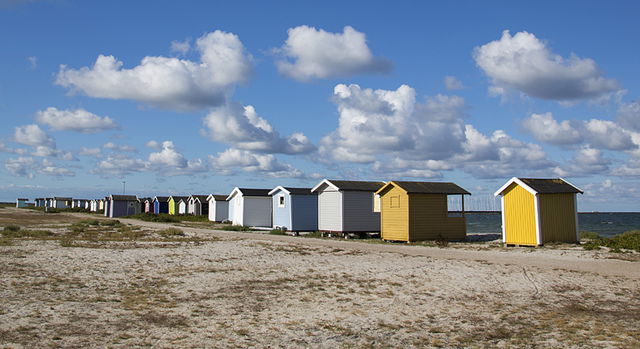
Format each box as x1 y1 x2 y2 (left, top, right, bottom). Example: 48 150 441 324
559 146 610 175
203 102 315 154
55 30 252 111
147 141 187 168
14 124 54 147
612 158 640 176
27 56 37 69
319 84 466 164
39 159 74 177
170 39 191 55
617 101 640 132
583 119 637 151
4 157 34 178
145 140 161 149
521 112 583 145
79 147 102 157
275 25 391 81
209 148 304 178
443 76 465 90
103 142 137 153
36 107 119 133
474 30 620 101
96 155 147 176
0 142 27 155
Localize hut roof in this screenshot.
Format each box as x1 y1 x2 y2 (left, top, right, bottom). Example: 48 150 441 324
207 194 228 201
189 195 209 202
110 195 138 201
268 186 313 195
153 196 170 202
226 187 271 201
168 195 188 202
377 181 470 195
53 197 72 200
494 177 583 196
312 179 385 193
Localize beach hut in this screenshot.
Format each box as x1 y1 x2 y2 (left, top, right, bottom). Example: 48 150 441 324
311 179 385 234
44 198 54 208
153 196 170 214
168 196 188 215
178 198 187 215
34 198 45 207
141 198 152 213
375 181 471 242
269 186 318 232
98 199 105 212
52 197 72 209
187 195 209 215
207 194 229 222
105 194 140 218
494 177 583 246
227 188 272 227
90 199 98 212
16 198 28 208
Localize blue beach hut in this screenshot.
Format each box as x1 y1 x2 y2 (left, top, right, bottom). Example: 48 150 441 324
268 186 318 232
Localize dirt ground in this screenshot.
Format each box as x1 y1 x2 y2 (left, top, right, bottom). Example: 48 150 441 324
1 207 638 348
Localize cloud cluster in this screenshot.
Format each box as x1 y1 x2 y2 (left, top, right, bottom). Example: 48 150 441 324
36 107 119 133
56 30 252 111
209 148 304 178
275 25 391 81
474 30 620 101
5 157 74 178
203 103 315 154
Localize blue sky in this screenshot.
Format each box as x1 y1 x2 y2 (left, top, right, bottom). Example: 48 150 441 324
1 0 639 211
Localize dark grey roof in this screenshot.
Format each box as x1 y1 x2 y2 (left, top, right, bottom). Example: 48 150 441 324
154 196 170 202
190 195 209 202
238 188 271 196
110 195 138 201
391 181 471 195
519 178 583 194
169 196 189 202
282 187 314 195
54 197 72 200
328 180 385 191
210 195 228 201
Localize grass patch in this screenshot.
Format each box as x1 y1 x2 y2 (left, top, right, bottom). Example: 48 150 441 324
583 230 640 252
269 228 287 235
158 228 185 237
3 225 20 232
124 213 180 223
1 228 55 239
580 231 601 240
220 225 253 232
173 214 209 222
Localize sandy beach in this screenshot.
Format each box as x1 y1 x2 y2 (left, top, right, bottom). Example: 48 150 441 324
1 207 638 348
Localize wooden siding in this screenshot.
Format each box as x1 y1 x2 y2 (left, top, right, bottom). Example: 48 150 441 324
503 184 537 246
539 193 578 243
168 199 176 215
342 191 380 232
380 186 409 241
290 194 318 231
208 199 229 222
408 194 466 241
318 190 342 231
272 190 292 229
243 197 272 227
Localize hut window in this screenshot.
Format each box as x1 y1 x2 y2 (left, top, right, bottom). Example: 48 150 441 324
278 195 286 207
390 196 400 208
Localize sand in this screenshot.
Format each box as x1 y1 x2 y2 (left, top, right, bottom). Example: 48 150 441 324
0 207 638 348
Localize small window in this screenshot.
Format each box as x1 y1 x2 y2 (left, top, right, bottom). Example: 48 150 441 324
390 196 400 208
278 195 286 208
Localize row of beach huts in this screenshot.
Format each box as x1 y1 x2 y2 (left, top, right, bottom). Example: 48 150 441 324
26 177 584 246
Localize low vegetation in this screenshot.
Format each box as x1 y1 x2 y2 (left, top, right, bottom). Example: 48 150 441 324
220 225 253 232
269 228 287 235
125 213 180 223
582 230 640 252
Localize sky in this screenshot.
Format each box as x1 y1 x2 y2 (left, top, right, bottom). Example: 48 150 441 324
1 0 639 211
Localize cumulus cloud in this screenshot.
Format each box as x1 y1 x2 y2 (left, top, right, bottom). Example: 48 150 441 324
617 101 640 132
275 25 391 81
319 84 467 164
36 107 119 133
474 30 620 101
96 155 147 176
103 142 137 153
4 157 74 178
55 30 252 111
443 76 465 90
0 142 28 155
145 140 161 149
612 158 640 176
209 148 304 178
170 39 191 55
79 147 102 158
203 102 315 154
583 119 637 151
27 56 37 69
14 124 54 147
521 112 583 145
558 146 611 176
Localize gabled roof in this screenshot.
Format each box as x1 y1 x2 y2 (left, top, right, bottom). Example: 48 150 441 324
268 186 314 196
153 196 170 202
109 195 138 201
189 195 209 202
168 195 188 202
494 177 583 197
226 187 271 200
207 194 228 201
311 179 385 193
377 181 471 195
53 197 72 200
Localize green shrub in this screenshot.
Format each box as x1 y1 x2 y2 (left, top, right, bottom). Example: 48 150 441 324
582 230 640 252
3 225 20 232
580 231 601 240
158 228 185 237
124 213 180 223
269 228 287 235
80 219 101 226
101 220 122 227
221 225 253 231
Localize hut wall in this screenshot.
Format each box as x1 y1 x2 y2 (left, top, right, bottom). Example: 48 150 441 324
342 191 380 232
290 194 318 231
168 199 176 215
272 190 291 229
408 194 465 241
380 186 409 241
178 201 187 215
503 184 537 245
208 200 229 222
318 190 342 231
539 193 578 243
243 197 271 227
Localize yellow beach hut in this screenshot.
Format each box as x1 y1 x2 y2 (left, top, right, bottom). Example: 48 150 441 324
494 177 583 246
168 195 188 215
375 181 471 242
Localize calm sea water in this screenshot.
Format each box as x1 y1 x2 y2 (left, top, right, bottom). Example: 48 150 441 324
466 212 640 237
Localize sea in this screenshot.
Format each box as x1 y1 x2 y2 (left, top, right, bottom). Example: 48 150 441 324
466 212 640 237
